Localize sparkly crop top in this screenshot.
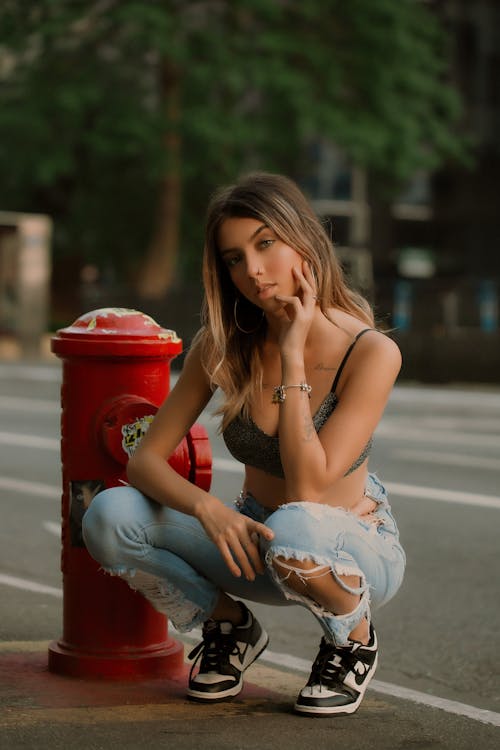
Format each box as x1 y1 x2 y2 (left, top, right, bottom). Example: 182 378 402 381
222 329 374 479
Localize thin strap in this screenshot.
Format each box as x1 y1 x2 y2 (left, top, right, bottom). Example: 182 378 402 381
331 328 375 394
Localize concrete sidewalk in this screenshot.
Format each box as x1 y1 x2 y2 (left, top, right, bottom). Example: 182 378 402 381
1 641 498 750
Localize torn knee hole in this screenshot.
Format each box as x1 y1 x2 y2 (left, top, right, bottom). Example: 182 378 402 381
270 554 366 599
270 556 333 596
272 555 330 578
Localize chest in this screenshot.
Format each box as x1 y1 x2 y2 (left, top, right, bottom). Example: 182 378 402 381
249 350 340 437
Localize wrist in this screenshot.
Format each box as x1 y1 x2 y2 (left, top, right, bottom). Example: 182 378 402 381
272 382 312 403
280 359 306 382
194 492 224 521
280 350 304 367
193 492 213 521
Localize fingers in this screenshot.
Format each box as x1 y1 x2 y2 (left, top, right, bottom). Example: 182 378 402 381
298 262 317 299
221 534 260 581
220 521 274 581
233 536 264 580
255 521 274 541
275 272 315 321
274 293 301 316
286 264 316 307
203 499 274 580
302 260 317 288
218 539 243 578
233 522 272 580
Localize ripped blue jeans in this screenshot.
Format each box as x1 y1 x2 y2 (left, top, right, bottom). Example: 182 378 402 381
82 473 405 647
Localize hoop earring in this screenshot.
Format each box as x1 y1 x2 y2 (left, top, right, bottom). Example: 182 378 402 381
233 298 264 334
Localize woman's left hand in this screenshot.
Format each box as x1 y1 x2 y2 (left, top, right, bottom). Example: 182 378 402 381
274 261 317 355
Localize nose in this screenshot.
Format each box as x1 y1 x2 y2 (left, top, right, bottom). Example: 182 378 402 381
245 252 263 279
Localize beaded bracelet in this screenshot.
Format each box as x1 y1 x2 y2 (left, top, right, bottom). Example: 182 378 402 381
272 382 312 404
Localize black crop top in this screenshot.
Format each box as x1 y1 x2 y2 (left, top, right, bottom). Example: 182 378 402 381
222 329 374 478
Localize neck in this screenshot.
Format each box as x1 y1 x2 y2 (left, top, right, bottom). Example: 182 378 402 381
264 307 335 348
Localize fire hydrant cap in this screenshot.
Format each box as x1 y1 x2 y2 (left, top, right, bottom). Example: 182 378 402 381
51 308 183 358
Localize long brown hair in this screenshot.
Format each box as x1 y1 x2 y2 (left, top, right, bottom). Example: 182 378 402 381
195 172 374 429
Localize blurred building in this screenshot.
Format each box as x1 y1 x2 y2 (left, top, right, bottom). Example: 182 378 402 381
308 0 499 383
0 212 52 358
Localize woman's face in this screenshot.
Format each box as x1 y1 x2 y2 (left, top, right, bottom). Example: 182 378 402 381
217 217 304 311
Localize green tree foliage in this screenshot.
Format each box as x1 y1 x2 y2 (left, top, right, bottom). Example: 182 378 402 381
0 0 467 289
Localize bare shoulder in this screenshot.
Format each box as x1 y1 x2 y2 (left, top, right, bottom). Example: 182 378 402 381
354 328 402 381
364 328 401 361
327 310 400 365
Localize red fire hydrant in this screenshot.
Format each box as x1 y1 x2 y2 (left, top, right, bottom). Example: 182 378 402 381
48 308 212 679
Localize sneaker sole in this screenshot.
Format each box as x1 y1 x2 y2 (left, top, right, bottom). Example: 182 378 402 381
294 653 378 717
186 631 269 702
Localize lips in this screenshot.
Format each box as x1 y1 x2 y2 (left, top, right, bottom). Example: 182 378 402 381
255 283 276 298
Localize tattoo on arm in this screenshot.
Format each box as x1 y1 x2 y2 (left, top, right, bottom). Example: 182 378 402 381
302 403 315 442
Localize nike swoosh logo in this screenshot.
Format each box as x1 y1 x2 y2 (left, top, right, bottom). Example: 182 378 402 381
353 661 370 685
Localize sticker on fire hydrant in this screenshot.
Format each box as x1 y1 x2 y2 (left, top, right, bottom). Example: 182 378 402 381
121 415 155 458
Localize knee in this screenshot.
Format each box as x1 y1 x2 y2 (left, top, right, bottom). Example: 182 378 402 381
82 487 119 536
264 504 307 551
265 502 344 555
264 504 366 601
82 487 135 565
264 505 331 589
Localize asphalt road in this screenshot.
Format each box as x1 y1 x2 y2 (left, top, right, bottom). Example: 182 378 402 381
0 360 499 733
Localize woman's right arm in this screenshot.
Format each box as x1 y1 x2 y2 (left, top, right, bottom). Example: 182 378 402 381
126 336 274 580
126 337 215 514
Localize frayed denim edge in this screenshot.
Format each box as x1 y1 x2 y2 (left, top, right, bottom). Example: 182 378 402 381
100 566 213 633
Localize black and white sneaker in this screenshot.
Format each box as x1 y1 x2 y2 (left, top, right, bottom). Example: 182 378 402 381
294 625 378 716
186 602 269 701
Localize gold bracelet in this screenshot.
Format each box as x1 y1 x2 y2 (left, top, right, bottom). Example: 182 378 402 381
272 383 312 404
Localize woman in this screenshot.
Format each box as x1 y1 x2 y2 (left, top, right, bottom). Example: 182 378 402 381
83 172 405 716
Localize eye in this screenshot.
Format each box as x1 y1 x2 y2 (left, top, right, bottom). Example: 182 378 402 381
224 254 241 269
259 238 274 249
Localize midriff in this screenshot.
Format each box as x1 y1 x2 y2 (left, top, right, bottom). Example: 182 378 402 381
243 461 377 516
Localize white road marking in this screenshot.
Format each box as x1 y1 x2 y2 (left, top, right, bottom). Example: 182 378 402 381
0 476 59 499
375 422 500 448
212 457 243 473
385 481 500 510
0 364 60 382
393 448 500 471
400 415 500 432
389 386 500 409
366 678 500 728
0 573 62 598
0 395 59 413
0 431 59 450
42 521 61 537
